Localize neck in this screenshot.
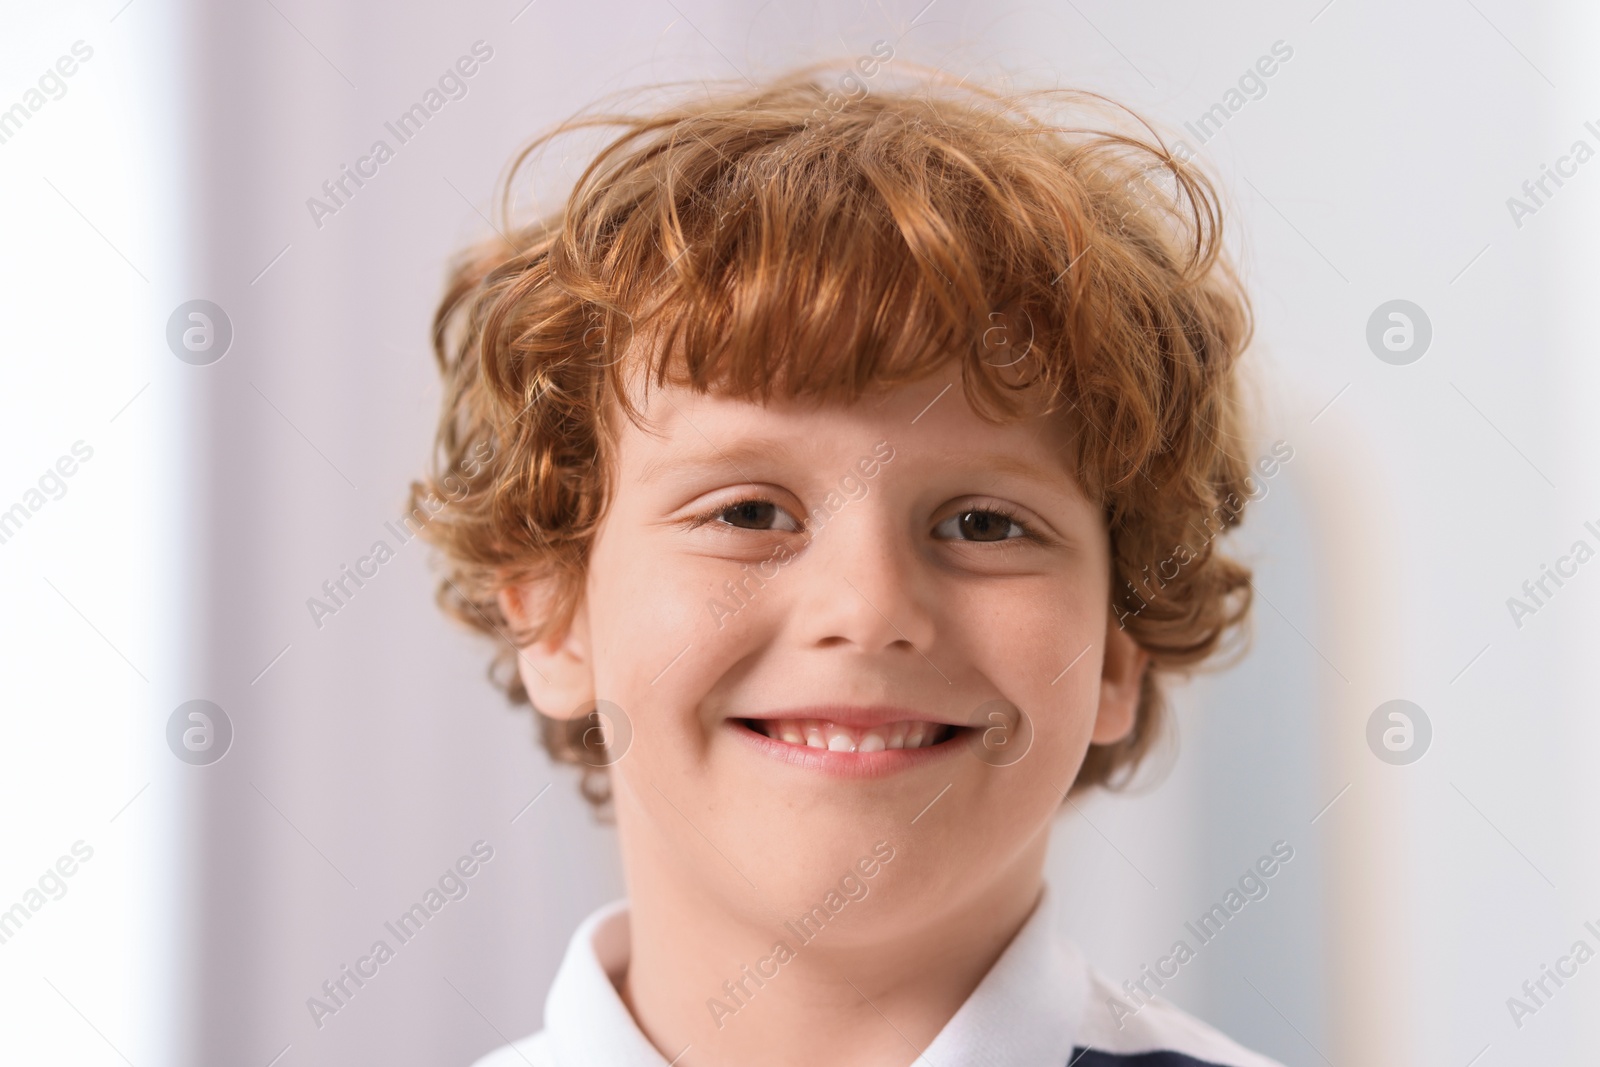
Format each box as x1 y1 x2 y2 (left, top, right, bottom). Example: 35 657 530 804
613 811 1050 1067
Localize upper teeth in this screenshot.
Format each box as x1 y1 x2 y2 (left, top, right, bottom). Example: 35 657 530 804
754 719 946 752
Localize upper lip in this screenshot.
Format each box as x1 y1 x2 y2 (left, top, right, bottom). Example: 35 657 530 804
738 705 964 729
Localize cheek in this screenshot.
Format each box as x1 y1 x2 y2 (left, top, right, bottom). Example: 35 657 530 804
588 539 703 691
949 573 1106 759
584 529 767 757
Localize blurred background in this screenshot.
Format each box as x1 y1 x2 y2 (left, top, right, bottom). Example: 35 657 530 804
3 0 1597 1064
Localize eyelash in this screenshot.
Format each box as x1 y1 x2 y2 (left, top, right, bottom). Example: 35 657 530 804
686 496 1045 544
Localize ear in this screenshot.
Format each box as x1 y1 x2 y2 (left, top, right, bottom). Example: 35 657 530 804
497 582 595 720
1091 612 1149 745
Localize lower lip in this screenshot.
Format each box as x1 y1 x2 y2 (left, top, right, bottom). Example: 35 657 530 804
727 719 966 778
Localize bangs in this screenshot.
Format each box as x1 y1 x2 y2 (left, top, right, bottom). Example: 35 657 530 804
610 111 1064 418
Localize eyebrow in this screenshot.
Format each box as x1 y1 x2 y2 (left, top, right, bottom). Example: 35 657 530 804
638 442 1073 494
635 438 798 485
962 452 1073 486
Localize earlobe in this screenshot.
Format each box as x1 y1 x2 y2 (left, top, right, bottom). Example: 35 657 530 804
1091 613 1149 745
497 583 596 720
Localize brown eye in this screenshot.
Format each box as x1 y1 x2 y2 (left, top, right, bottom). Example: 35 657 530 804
722 501 776 528
934 509 1025 542
714 499 800 532
959 510 1010 541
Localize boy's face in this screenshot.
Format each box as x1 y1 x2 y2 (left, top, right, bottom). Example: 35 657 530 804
509 370 1147 933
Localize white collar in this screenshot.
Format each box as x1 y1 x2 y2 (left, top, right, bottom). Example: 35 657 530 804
543 899 666 1066
538 886 1083 1067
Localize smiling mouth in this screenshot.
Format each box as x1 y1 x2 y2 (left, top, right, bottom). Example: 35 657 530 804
740 718 961 753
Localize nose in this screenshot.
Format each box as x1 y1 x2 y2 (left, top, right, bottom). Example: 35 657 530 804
791 506 939 660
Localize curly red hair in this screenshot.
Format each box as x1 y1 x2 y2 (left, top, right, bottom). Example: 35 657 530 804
413 63 1256 811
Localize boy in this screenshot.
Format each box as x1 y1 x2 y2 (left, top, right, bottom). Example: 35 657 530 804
416 63 1279 1067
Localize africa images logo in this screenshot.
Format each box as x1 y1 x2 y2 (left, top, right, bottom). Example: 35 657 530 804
166 700 233 766
1365 700 1430 766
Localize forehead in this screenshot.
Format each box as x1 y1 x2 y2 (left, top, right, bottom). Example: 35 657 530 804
621 372 1083 491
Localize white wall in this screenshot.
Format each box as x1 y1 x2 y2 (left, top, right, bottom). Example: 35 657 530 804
3 2 1596 1065
0 3 189 1064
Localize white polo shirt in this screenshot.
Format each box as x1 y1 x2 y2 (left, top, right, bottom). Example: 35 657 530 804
471 886 1285 1067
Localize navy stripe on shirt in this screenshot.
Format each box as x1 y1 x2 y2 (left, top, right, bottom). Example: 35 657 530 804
1070 1050 1230 1067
